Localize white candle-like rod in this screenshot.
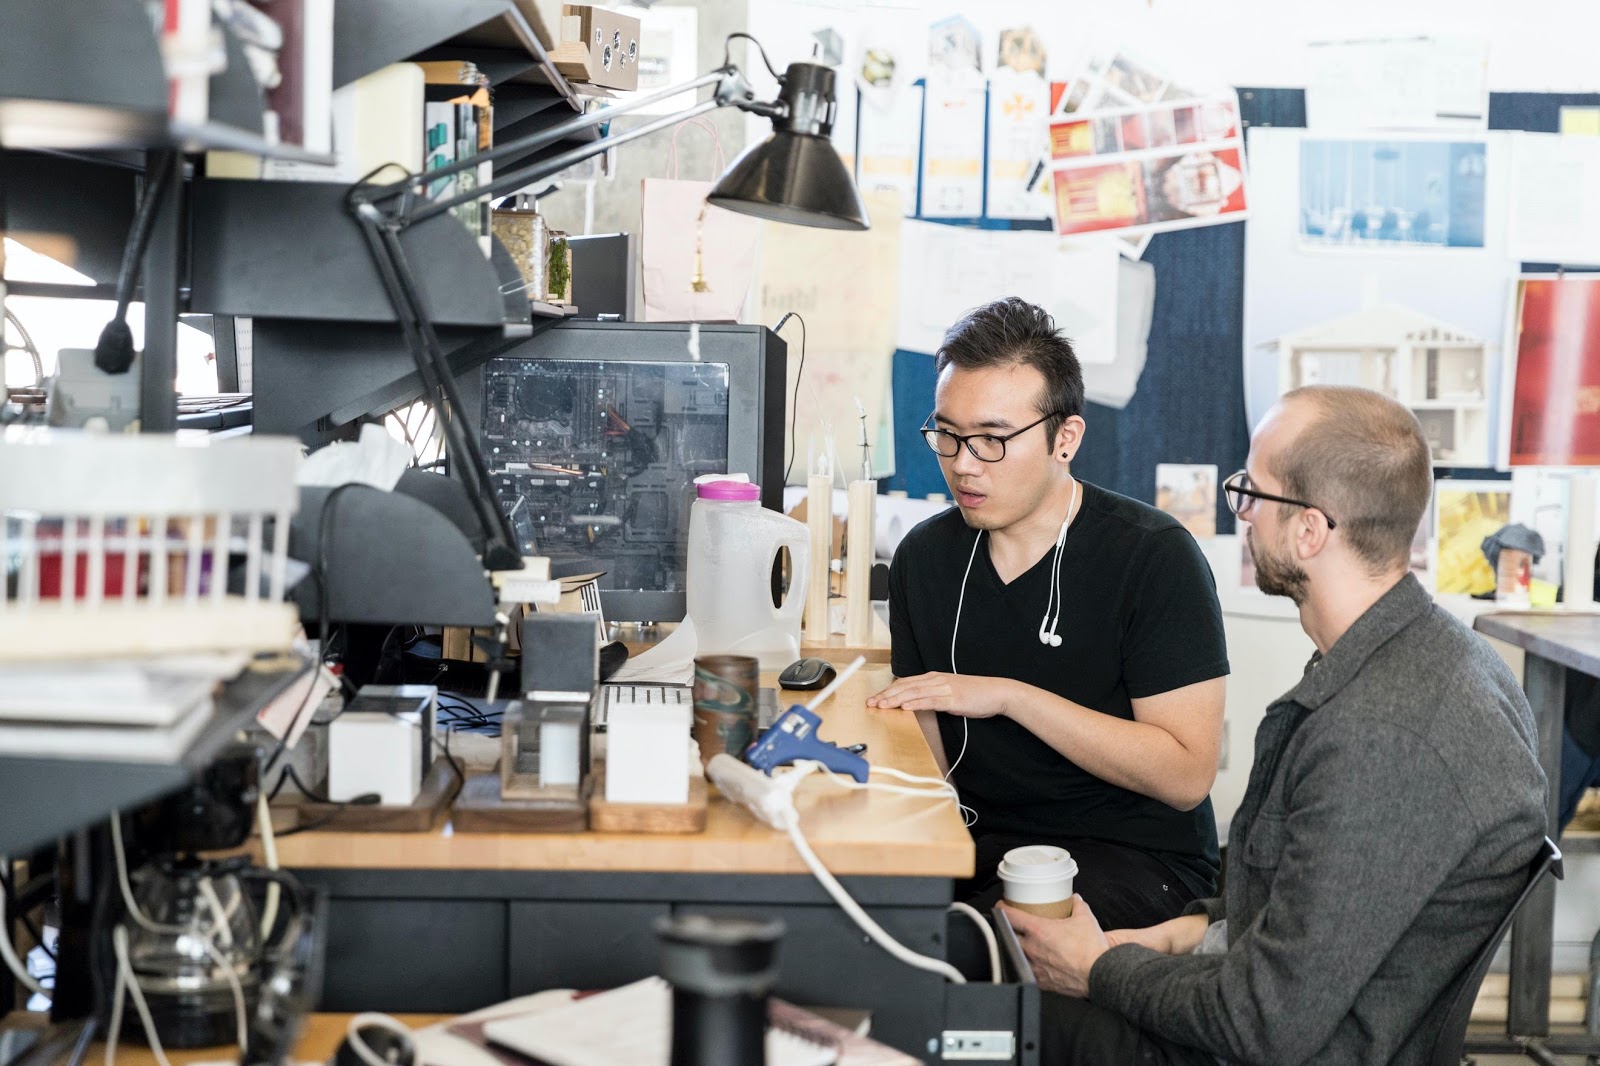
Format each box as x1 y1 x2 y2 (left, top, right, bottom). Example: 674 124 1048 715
806 655 867 712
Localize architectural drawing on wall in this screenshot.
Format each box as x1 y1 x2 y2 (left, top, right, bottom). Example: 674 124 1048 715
1263 304 1491 466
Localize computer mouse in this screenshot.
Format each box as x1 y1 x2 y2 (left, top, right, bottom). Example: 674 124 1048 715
332 1019 416 1066
778 657 837 690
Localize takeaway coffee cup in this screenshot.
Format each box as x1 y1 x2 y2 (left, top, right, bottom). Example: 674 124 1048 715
998 845 1078 919
692 654 760 770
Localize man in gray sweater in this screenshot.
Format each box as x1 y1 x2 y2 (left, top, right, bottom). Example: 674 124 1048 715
1000 385 1547 1065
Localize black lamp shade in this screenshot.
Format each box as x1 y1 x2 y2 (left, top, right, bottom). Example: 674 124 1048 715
707 131 870 230
706 61 869 231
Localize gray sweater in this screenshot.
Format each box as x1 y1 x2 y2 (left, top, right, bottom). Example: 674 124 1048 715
1088 575 1547 1065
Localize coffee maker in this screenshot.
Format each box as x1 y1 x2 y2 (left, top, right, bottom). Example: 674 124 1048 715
116 744 316 1051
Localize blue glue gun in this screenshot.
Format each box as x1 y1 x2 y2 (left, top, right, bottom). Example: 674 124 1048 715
744 705 869 782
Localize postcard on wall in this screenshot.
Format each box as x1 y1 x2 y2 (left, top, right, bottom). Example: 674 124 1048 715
1051 48 1193 117
986 67 1052 221
1501 274 1600 467
1155 464 1217 538
1048 93 1246 239
920 70 986 219
1435 480 1512 595
1297 137 1488 251
855 83 923 219
894 221 1123 366
1562 107 1600 137
1507 132 1600 267
1305 37 1489 131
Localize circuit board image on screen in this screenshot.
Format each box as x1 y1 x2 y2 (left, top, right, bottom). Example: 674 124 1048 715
482 357 732 603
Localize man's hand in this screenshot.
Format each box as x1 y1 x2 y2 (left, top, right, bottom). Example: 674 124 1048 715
865 672 1017 718
997 896 1109 998
1103 913 1209 955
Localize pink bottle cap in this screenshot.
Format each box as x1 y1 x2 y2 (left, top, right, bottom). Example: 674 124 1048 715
697 479 761 501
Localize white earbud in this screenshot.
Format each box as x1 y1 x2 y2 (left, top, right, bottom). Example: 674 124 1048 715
1037 479 1080 647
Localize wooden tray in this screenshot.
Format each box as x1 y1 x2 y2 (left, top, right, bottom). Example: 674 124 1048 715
588 762 707 834
452 771 591 833
267 757 461 833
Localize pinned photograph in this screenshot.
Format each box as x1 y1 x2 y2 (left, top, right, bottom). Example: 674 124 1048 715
1503 274 1600 466
1435 481 1512 595
1298 137 1489 250
1156 464 1218 538
811 27 843 68
860 47 896 89
1093 117 1121 155
998 27 1046 76
1053 146 1247 238
929 14 981 73
1105 52 1168 104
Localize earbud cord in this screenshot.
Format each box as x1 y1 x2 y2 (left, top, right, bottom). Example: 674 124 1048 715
947 528 984 825
1042 478 1081 645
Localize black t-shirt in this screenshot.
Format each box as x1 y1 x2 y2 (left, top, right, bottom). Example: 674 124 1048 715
888 481 1228 896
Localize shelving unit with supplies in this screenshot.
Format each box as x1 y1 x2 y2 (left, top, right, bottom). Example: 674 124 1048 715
1 0 594 440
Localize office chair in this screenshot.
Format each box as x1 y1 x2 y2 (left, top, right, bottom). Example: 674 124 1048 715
1429 836 1563 1066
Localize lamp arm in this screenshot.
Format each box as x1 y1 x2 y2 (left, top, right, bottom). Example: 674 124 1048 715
357 62 779 224
409 95 722 225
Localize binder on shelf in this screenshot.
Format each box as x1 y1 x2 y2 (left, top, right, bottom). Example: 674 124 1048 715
256 0 336 152
421 60 495 256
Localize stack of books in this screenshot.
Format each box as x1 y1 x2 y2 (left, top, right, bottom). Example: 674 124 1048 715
0 654 249 762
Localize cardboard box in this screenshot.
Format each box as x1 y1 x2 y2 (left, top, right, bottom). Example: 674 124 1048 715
558 4 640 91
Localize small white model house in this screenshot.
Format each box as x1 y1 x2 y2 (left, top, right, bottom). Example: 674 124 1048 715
1264 304 1491 466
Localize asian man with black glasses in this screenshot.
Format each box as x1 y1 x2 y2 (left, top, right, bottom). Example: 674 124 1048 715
868 297 1229 932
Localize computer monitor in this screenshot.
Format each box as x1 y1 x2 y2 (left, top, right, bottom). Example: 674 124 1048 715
463 321 787 622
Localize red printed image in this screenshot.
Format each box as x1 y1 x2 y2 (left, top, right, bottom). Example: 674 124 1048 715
1508 276 1600 466
1053 161 1148 234
1121 113 1148 150
1050 119 1093 158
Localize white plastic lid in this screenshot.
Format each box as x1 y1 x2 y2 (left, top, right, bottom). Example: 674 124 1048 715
997 845 1079 886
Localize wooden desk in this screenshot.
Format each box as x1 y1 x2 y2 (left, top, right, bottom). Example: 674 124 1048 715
614 617 893 665
1469 612 1600 1061
256 666 970 1058
261 667 966 878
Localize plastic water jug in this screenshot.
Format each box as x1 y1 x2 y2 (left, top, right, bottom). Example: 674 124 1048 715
686 480 811 670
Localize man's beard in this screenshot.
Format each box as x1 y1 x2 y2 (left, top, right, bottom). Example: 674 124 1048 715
1249 526 1309 604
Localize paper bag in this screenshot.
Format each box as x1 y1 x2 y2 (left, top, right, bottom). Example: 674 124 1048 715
640 119 762 322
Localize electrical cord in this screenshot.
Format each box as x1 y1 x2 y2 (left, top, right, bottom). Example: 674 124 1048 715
257 791 281 943
774 311 807 484
770 764 966 984
0 863 54 962
109 818 184 936
344 1013 416 1066
110 925 172 1066
948 901 1001 984
0 856 45 998
723 32 782 80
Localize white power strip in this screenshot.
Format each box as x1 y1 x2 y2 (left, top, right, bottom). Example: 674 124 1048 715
706 754 799 829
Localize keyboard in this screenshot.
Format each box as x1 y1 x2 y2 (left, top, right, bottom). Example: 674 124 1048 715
596 684 782 730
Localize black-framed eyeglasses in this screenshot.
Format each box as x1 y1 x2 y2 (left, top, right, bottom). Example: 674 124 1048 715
921 411 1062 463
1223 470 1338 530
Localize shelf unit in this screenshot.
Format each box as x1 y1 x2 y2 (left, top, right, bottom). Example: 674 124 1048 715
1 0 595 437
0 658 313 856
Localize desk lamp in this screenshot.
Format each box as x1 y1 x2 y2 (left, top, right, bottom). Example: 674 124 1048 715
346 34 869 572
